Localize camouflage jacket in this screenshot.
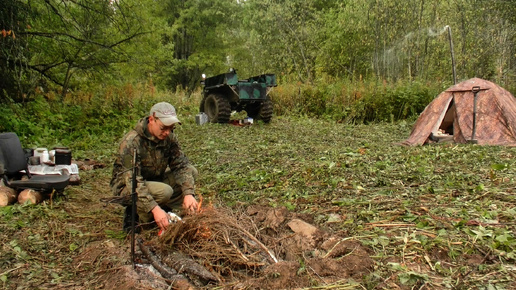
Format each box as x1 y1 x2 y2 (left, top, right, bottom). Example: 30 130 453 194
110 117 195 213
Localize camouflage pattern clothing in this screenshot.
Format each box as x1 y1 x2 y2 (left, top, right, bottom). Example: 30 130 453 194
110 117 196 215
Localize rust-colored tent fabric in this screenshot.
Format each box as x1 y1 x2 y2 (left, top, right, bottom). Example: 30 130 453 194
402 78 516 146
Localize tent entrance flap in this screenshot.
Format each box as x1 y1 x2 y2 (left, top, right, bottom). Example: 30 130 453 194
439 101 455 134
429 98 455 143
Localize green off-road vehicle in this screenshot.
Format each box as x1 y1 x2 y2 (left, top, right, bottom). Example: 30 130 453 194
199 69 276 123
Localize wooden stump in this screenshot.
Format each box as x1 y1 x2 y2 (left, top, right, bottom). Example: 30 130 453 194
18 189 44 205
0 186 17 206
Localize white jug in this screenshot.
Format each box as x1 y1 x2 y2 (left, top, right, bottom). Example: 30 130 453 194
34 148 49 163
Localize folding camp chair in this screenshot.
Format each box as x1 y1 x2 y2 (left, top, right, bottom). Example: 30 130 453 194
0 132 69 192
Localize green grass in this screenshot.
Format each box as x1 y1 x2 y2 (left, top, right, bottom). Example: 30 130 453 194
180 116 515 288
1 106 516 288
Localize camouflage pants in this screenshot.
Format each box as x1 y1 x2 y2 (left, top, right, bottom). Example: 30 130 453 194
138 165 198 223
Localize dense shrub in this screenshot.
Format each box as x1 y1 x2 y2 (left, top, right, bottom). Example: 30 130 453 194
346 81 438 123
0 79 443 158
270 79 441 123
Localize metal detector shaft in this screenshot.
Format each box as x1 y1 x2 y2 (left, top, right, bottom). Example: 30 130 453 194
131 149 137 268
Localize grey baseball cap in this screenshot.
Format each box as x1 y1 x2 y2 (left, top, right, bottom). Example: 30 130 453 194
149 102 181 126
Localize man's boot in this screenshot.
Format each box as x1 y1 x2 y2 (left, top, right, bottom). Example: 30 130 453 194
123 206 140 233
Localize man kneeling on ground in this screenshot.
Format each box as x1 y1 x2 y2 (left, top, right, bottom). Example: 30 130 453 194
110 102 198 233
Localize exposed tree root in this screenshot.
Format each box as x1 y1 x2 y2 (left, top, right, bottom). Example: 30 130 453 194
162 252 220 285
137 238 193 288
141 205 375 289
157 206 278 278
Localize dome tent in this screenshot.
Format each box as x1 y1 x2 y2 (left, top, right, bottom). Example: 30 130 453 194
402 78 516 146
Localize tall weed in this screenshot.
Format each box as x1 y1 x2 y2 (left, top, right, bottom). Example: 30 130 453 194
346 80 438 123
270 79 440 123
0 85 188 159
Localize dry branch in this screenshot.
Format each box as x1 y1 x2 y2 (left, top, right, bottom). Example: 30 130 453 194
136 238 192 286
365 223 416 228
155 207 278 278
230 221 279 264
161 252 220 284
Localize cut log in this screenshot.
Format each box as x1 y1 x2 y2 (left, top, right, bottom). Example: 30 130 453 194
162 252 220 284
18 189 44 205
0 186 17 206
137 238 194 289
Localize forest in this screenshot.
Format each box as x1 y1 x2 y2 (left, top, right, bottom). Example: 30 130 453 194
2 0 515 101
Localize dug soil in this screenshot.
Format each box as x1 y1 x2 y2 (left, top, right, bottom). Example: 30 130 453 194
76 167 374 289
75 204 374 289
2 165 374 289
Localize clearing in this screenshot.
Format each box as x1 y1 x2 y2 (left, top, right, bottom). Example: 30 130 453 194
1 116 515 289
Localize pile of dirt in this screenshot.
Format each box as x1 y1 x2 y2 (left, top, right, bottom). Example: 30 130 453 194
128 205 375 289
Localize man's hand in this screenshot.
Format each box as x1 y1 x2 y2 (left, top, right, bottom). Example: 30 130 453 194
183 194 198 214
151 206 169 231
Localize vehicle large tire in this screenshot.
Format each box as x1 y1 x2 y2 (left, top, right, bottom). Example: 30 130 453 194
258 97 273 123
247 97 273 123
203 94 231 123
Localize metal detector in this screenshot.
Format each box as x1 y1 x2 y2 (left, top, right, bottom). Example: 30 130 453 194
131 149 138 268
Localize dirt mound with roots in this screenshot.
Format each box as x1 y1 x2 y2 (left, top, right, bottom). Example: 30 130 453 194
125 205 376 289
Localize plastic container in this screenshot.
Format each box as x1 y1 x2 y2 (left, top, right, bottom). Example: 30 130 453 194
49 150 55 163
34 148 49 163
238 117 254 125
195 113 208 125
41 151 50 163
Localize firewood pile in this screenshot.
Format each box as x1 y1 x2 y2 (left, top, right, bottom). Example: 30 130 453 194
0 186 45 206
